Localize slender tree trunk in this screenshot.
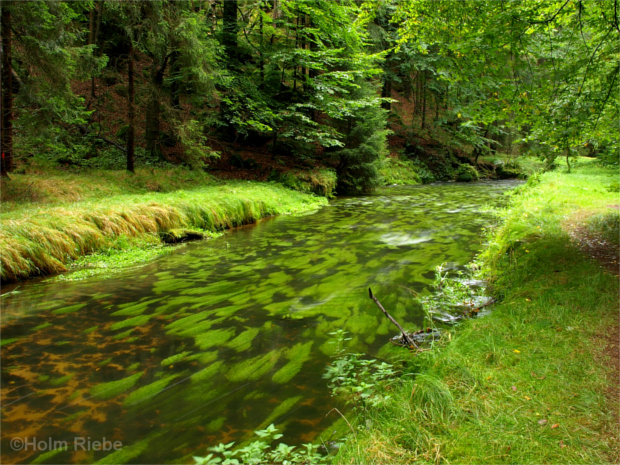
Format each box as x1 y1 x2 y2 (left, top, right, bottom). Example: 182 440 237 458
272 0 280 21
145 58 168 158
381 53 392 111
259 8 264 85
95 1 103 44
404 74 412 100
89 6 96 98
88 1 103 98
223 0 238 62
293 10 301 92
301 14 307 80
170 49 181 109
309 17 318 80
381 77 392 111
421 71 427 129
127 42 135 173
1 6 14 177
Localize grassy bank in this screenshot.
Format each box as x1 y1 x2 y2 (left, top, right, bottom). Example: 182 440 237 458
335 161 619 464
0 168 327 282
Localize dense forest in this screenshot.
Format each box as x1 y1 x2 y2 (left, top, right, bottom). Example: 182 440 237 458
1 2 619 465
1 0 617 191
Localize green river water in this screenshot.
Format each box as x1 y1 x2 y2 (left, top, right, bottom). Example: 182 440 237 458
1 181 518 464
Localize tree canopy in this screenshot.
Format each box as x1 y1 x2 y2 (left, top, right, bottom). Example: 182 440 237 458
1 0 617 183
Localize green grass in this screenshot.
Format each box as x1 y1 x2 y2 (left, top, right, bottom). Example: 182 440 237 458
1 165 217 212
335 161 619 464
1 168 327 282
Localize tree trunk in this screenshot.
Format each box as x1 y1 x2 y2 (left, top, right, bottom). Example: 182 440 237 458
89 6 96 98
381 76 392 111
272 0 280 21
127 42 135 173
145 98 161 157
223 0 238 62
421 71 427 129
1 6 14 177
403 74 412 100
301 14 307 80
309 16 318 80
170 49 181 109
95 1 103 45
259 8 264 85
145 58 168 158
381 53 392 111
293 9 301 92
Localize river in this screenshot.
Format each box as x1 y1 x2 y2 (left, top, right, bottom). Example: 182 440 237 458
0 180 518 464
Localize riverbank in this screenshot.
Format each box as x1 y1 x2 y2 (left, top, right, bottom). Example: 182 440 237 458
0 168 327 282
335 161 619 463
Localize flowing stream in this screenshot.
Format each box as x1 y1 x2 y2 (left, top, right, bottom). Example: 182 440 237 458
1 181 518 464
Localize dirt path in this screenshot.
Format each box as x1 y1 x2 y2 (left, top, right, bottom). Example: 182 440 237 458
565 207 619 463
565 207 619 276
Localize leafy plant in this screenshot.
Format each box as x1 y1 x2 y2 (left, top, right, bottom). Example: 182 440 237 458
323 330 397 412
193 424 326 465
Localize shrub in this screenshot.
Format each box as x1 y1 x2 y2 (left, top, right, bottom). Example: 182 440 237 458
269 168 337 198
379 157 421 186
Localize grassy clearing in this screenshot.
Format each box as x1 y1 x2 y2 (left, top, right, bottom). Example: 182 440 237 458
335 161 619 464
0 171 327 282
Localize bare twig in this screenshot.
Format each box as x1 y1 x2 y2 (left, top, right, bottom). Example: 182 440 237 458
369 288 418 350
326 408 356 436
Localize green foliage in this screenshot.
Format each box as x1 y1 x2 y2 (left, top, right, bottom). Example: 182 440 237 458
331 83 390 194
269 168 337 198
6 1 107 162
408 158 436 184
379 156 421 186
394 0 619 171
193 424 326 465
324 330 397 412
455 164 480 182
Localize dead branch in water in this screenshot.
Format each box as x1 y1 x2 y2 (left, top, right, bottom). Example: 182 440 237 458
368 287 419 350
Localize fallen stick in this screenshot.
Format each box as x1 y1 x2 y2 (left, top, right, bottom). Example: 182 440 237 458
369 288 419 350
